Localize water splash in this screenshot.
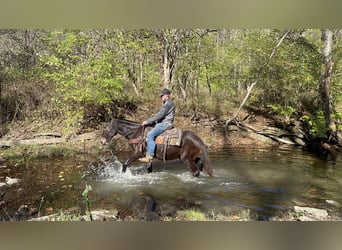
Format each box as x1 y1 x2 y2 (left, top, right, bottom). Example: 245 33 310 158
83 155 124 180
83 155 242 193
83 155 168 187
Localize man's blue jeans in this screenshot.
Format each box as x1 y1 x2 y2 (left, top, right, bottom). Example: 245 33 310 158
147 122 172 157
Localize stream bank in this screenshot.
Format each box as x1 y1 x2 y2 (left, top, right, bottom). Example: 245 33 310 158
1 110 341 221
1 107 341 160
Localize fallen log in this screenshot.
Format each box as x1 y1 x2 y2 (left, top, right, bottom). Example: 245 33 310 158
0 132 97 148
0 138 66 147
230 121 298 146
33 132 62 138
264 134 296 145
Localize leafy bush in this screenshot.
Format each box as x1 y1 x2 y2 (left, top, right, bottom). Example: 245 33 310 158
301 111 327 138
268 104 297 121
40 31 124 129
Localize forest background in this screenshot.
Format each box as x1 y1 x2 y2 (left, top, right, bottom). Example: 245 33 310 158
0 29 341 147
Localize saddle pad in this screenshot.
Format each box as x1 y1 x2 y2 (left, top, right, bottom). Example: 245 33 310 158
146 127 182 146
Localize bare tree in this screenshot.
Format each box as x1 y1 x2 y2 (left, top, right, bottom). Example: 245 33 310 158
156 29 186 87
225 30 290 134
320 29 336 141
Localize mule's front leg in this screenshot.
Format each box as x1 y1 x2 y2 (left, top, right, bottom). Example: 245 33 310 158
122 160 129 173
188 160 200 177
122 152 141 173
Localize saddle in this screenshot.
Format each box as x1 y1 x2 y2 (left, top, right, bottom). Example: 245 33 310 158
145 127 182 147
155 128 182 147
145 127 182 162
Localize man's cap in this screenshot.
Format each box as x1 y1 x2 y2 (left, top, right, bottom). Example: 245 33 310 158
159 88 171 97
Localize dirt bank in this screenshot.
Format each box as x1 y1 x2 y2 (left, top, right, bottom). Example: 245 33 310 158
0 110 276 157
0 107 340 161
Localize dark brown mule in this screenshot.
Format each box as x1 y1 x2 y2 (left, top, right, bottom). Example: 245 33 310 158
100 117 213 177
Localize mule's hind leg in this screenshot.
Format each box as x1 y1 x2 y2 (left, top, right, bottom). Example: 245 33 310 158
181 154 200 177
188 160 200 177
195 157 204 172
146 162 152 174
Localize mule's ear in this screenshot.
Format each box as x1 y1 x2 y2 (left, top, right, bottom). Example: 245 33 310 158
105 110 115 122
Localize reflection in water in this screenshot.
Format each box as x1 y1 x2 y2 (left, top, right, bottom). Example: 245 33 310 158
1 147 342 219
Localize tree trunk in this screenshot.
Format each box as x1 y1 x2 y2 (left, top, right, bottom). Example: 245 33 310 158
162 35 170 86
158 30 184 87
320 29 336 140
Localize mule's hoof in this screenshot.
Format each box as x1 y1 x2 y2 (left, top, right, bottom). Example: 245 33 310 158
193 170 200 177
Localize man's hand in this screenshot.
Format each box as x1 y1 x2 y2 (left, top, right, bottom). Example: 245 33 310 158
142 120 148 126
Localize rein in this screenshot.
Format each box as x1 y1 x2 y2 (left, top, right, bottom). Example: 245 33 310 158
127 126 146 153
128 137 144 144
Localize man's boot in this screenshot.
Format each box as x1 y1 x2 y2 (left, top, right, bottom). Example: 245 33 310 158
139 154 153 163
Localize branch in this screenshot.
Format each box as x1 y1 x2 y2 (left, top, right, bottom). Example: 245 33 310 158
225 30 290 134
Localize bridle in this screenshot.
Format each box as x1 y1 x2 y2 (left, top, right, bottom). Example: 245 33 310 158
128 125 146 152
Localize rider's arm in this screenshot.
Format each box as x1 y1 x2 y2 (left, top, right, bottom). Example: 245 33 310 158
146 100 173 125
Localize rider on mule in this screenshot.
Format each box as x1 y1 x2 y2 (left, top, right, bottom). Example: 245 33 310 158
139 88 175 163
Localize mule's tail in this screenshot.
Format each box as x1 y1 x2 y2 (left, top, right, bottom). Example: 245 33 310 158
192 133 213 177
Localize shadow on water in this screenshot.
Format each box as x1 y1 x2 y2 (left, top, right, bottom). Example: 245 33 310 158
0 147 342 220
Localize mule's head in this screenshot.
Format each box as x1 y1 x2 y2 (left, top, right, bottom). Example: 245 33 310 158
100 118 118 145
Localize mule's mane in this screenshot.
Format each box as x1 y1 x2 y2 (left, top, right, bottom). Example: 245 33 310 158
115 118 141 128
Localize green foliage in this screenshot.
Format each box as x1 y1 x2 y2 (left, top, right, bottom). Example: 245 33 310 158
331 31 342 125
301 111 327 138
53 210 82 221
177 209 207 221
2 29 342 134
40 30 124 128
268 104 297 121
332 112 342 130
252 30 321 110
82 184 93 221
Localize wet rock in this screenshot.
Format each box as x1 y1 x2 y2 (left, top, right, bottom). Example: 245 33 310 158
325 200 341 207
117 208 134 221
0 177 19 187
138 211 160 221
65 206 81 213
129 195 161 221
293 137 306 146
295 215 315 221
294 206 328 221
156 203 178 218
13 204 31 221
30 214 56 221
83 209 118 221
130 195 156 214
5 177 20 185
